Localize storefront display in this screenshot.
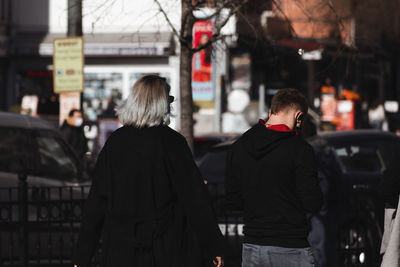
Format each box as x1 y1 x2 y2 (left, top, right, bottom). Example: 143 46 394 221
83 72 123 121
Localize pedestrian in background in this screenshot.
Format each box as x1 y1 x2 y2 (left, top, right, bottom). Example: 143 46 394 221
60 109 88 159
225 88 323 267
73 75 225 267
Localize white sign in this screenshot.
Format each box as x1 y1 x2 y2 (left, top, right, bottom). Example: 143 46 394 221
338 100 353 113
59 92 81 125
302 49 322 61
384 101 399 113
21 95 39 116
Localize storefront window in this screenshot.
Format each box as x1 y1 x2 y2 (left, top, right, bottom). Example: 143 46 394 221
19 70 59 115
83 73 123 121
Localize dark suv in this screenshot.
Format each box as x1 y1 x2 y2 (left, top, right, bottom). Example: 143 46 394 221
0 111 90 188
0 112 91 266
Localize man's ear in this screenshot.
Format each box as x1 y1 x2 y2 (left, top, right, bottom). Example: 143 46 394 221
295 112 304 122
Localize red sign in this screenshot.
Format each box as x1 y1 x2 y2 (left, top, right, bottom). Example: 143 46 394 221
336 100 355 131
192 20 214 100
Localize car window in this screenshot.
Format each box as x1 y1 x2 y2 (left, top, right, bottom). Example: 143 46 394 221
332 140 399 173
0 127 32 173
36 134 79 179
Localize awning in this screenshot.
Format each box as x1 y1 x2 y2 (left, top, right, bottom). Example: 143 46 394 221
12 32 174 57
277 39 323 51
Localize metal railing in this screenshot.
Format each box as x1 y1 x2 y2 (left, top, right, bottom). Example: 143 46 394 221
0 177 243 267
1 177 382 267
0 174 94 267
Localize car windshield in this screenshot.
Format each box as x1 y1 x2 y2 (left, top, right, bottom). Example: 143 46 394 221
332 140 398 173
35 133 79 179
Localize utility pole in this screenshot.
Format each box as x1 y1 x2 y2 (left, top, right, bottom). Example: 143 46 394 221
67 0 82 37
56 0 83 125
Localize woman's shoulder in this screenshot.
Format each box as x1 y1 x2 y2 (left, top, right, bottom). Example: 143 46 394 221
159 126 187 145
104 125 187 148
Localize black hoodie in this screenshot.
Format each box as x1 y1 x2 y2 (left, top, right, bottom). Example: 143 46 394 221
225 122 323 248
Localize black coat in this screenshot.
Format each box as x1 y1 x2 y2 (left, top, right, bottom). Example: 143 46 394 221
60 120 88 159
380 149 400 208
73 125 225 267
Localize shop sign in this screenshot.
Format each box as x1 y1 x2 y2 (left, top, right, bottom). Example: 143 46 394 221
301 49 322 60
320 93 337 122
384 101 399 113
59 92 81 125
337 100 355 131
21 95 39 117
53 37 84 93
231 54 251 90
192 20 214 101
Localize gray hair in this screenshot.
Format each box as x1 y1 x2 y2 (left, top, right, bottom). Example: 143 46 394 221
115 75 171 127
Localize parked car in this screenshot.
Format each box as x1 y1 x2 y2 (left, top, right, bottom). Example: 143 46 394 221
194 133 238 163
198 129 400 267
0 111 90 188
0 112 91 265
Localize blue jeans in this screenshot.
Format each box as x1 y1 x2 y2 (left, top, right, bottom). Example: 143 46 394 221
242 243 316 267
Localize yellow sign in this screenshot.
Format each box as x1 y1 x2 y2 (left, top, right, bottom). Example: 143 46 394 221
53 37 84 93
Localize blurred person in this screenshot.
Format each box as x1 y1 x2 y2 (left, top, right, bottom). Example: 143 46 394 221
225 88 323 267
60 109 88 159
72 75 225 267
380 149 400 265
368 100 386 129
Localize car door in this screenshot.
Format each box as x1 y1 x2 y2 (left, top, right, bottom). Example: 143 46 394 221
0 126 34 190
29 129 82 186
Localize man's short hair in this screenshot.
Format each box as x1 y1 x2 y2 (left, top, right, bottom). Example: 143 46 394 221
68 109 81 117
270 88 308 116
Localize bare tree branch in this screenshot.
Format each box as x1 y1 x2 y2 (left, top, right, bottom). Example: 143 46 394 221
83 0 118 34
190 0 249 53
193 1 228 22
324 0 347 39
154 0 190 47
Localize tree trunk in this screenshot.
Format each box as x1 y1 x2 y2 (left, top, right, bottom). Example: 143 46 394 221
180 0 195 151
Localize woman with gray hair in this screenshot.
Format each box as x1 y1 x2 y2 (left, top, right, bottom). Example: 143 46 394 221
73 75 225 267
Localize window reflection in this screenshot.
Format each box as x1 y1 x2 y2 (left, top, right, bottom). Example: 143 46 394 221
36 136 78 179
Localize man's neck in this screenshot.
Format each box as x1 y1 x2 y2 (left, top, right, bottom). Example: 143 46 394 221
66 118 75 127
265 114 293 130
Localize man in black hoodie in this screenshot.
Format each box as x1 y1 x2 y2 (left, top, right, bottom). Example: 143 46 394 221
225 88 323 267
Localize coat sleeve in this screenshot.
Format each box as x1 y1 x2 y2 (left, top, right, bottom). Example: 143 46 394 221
380 150 400 208
73 145 108 267
166 135 226 257
224 145 244 210
294 143 323 213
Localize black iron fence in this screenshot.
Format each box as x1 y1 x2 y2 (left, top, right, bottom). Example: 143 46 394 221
0 178 242 267
0 177 383 267
0 174 93 267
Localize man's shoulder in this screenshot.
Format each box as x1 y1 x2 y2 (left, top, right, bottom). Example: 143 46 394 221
290 137 315 160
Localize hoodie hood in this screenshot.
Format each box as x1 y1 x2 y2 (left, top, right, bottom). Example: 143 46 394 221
242 121 296 159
